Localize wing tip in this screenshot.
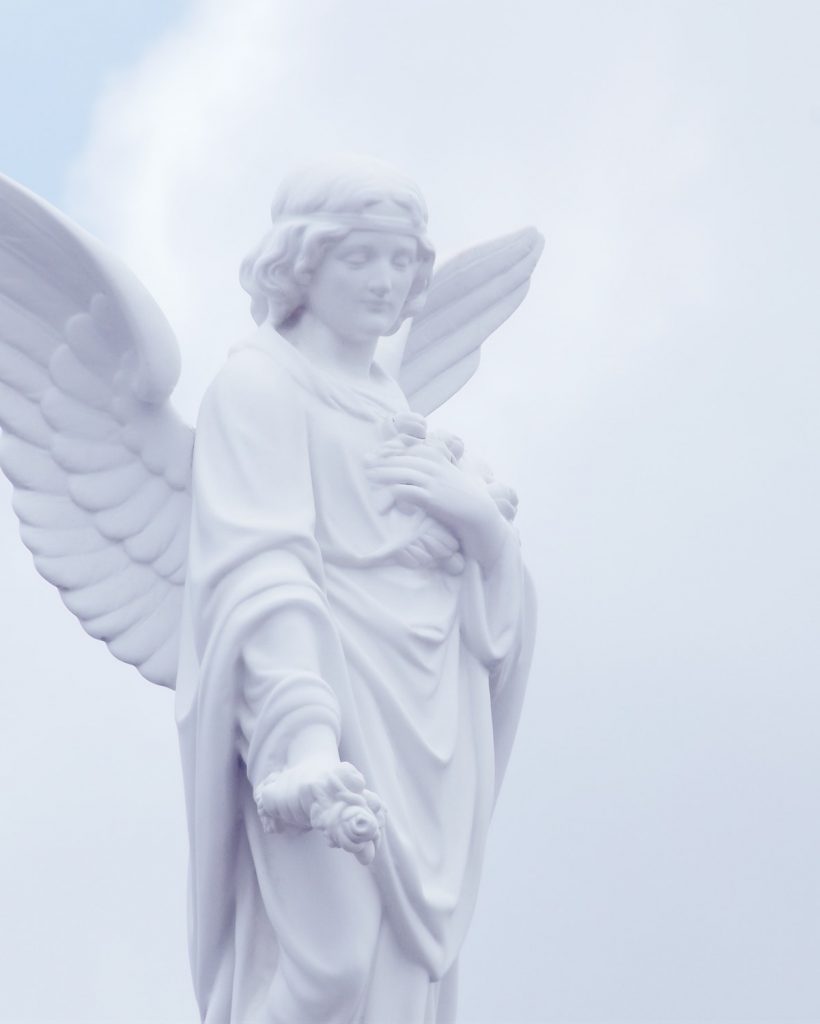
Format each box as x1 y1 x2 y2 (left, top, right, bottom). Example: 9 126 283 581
511 226 545 271
521 225 545 258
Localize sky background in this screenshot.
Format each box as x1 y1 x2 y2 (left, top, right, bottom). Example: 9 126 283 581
1 1 819 1022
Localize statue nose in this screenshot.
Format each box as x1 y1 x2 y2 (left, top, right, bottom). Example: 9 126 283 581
368 277 390 297
367 260 393 296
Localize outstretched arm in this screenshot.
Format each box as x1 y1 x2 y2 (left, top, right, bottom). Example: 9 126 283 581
187 346 384 861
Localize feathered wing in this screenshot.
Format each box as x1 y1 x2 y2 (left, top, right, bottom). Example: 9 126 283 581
398 226 544 415
0 173 193 688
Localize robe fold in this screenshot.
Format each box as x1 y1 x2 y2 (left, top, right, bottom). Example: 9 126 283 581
175 324 536 1023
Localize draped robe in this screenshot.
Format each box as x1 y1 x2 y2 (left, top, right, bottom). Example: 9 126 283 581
175 324 537 1023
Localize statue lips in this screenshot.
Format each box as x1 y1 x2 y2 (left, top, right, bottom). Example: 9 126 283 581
362 299 393 314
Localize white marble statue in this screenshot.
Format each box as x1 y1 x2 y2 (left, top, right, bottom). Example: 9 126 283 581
0 157 542 1023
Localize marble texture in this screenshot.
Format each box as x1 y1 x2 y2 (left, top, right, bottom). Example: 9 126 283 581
0 156 542 1023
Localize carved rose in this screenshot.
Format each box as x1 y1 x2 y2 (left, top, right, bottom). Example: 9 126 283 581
309 764 386 865
254 761 386 865
312 798 385 865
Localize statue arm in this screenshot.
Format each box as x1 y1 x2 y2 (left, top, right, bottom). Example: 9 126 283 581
189 351 343 778
188 349 384 861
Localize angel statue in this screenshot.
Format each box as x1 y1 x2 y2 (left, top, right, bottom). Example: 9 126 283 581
0 156 542 1023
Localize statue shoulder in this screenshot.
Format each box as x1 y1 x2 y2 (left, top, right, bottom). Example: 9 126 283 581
197 345 310 443
208 344 306 411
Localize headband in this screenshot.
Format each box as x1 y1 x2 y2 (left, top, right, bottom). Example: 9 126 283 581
275 212 428 238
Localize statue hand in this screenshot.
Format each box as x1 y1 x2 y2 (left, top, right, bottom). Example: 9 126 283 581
254 761 386 865
366 443 509 570
309 762 386 865
487 480 519 522
395 513 465 575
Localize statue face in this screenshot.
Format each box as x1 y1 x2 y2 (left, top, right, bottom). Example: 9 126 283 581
304 218 420 344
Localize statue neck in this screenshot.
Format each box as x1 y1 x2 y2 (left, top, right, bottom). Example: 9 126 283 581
278 311 378 383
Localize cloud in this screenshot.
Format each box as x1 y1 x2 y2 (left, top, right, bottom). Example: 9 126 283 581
2 1 818 1020
64 0 716 424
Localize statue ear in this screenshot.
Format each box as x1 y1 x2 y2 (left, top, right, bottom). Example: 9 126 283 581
294 270 312 288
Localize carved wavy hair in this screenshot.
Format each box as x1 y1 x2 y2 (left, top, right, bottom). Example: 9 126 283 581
240 157 435 332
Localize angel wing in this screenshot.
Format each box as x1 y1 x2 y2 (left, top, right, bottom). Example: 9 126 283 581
398 226 544 414
0 173 193 688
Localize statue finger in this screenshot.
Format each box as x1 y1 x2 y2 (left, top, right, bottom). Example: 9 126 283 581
494 498 517 521
391 484 430 508
488 481 518 506
428 430 465 461
425 519 460 551
395 546 423 567
444 552 466 575
383 444 446 466
370 453 438 475
418 532 458 559
335 761 366 794
370 438 407 457
391 411 427 440
354 841 377 866
362 787 385 817
403 540 431 563
366 466 429 487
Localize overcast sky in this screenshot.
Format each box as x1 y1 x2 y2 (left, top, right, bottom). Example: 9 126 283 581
1 2 819 1022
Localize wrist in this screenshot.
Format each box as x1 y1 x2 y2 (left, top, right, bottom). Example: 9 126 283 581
286 723 341 771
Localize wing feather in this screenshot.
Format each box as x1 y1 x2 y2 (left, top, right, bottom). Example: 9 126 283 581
152 521 190 578
41 389 120 440
51 435 137 473
138 631 181 688
400 281 531 396
406 354 481 420
62 564 159 620
0 338 52 396
34 546 132 590
69 462 152 512
20 523 110 556
106 588 180 667
0 172 194 688
0 383 51 445
49 346 113 408
0 249 81 329
12 491 89 528
83 580 171 641
412 229 539 321
0 294 61 365
0 437 66 491
123 490 188 564
398 226 543 414
64 309 123 375
92 476 172 541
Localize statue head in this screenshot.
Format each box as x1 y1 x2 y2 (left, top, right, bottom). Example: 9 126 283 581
240 156 435 335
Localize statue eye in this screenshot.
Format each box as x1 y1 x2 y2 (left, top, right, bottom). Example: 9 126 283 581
341 249 369 267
